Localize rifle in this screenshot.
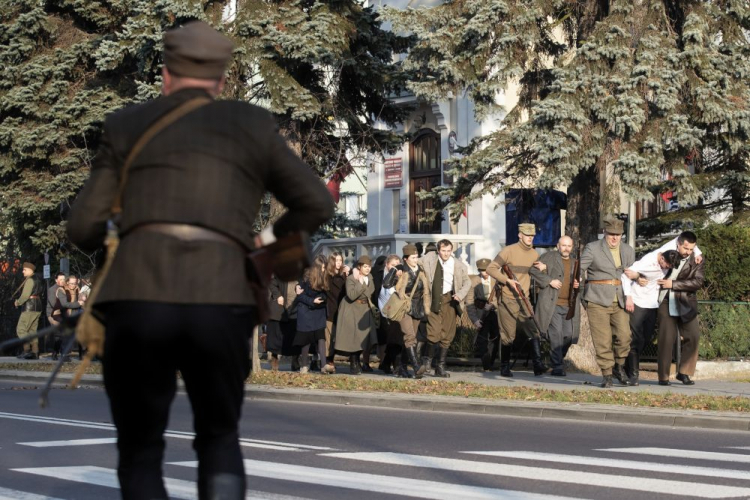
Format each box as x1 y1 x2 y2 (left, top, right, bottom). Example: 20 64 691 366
501 263 543 335
565 241 583 320
0 313 80 408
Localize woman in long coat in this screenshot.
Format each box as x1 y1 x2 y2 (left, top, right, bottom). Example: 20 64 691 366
293 255 329 374
393 244 431 378
321 252 349 373
334 255 377 375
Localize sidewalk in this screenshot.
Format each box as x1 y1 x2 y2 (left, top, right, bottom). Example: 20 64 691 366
2 356 749 432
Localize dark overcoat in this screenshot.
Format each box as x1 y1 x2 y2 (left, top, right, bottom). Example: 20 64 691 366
529 250 581 343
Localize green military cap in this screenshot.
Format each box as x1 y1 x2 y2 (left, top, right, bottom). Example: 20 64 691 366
518 223 536 236
425 242 437 253
476 258 491 271
163 21 234 79
603 217 624 235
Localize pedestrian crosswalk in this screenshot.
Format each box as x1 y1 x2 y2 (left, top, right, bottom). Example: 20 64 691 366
4 427 750 499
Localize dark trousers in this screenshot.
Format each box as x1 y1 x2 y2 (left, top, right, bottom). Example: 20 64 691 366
547 305 573 370
629 304 657 356
474 311 500 362
101 301 255 500
657 300 700 381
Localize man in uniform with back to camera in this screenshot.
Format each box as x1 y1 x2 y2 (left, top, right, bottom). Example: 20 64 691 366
529 236 581 376
486 223 547 377
579 218 635 388
14 262 44 360
67 21 334 500
466 258 501 371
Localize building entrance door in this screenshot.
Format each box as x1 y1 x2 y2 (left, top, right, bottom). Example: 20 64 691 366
409 129 441 234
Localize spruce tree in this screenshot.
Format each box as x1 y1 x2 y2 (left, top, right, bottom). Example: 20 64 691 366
1 0 410 268
387 0 750 245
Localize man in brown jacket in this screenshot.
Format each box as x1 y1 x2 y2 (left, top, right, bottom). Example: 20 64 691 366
67 21 333 500
487 223 546 377
656 231 705 386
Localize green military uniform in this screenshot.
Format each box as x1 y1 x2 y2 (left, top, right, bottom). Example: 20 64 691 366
486 223 545 376
15 262 43 357
579 218 635 387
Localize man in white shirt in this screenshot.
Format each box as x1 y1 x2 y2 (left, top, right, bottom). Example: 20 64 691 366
621 249 680 385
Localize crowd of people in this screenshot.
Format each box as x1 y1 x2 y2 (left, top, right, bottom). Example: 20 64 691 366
263 218 705 388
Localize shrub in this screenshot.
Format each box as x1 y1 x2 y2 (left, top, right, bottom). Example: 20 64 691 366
698 302 750 359
695 224 750 301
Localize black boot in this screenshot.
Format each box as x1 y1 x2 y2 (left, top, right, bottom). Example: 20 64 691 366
625 350 639 386
531 338 549 376
434 346 450 378
203 473 245 500
406 345 423 379
499 344 513 377
349 354 361 375
416 341 425 359
396 350 412 378
291 355 300 372
379 345 394 374
612 363 630 386
600 375 613 388
416 342 436 377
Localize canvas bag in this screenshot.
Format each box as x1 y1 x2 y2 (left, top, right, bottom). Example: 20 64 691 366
382 268 420 322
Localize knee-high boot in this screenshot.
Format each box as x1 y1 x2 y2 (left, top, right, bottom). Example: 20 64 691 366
626 350 640 386
434 346 450 378
406 345 423 379
500 344 513 378
531 338 549 376
416 342 436 377
396 349 412 378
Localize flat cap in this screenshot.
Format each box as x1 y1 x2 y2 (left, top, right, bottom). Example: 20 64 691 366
476 258 491 271
425 242 437 253
519 223 536 236
357 255 372 267
23 262 36 272
603 218 624 235
163 21 234 79
402 244 418 257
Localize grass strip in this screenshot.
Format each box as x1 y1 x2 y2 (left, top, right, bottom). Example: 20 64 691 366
3 362 748 413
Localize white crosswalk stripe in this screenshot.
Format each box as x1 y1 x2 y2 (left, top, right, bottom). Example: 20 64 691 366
18 438 117 448
11 466 310 500
171 459 582 500
463 450 750 481
0 486 65 500
1 412 326 452
319 452 750 499
598 447 750 463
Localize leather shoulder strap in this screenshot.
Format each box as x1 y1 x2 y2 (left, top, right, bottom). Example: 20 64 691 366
111 96 212 215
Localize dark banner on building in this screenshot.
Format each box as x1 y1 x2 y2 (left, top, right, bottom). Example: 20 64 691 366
505 189 567 247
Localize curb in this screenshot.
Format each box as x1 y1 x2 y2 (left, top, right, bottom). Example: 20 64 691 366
3 370 748 432
248 386 750 432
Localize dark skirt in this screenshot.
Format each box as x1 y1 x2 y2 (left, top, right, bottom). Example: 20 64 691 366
293 327 326 347
266 320 299 356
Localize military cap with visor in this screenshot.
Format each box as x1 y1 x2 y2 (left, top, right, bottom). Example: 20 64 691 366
163 21 234 79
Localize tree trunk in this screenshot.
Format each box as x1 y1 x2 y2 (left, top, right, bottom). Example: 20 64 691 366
564 165 602 374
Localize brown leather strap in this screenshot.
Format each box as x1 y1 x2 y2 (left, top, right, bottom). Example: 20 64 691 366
112 96 212 215
587 279 622 286
128 222 245 251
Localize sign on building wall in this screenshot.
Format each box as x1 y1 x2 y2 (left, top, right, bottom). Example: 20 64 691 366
384 157 403 188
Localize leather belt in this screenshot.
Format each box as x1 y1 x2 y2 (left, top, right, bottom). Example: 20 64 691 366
587 279 622 286
355 298 368 305
127 223 246 251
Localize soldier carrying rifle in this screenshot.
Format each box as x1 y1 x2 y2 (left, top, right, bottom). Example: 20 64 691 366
66 21 333 500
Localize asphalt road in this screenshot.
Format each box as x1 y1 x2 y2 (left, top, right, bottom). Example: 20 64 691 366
1 378 750 500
